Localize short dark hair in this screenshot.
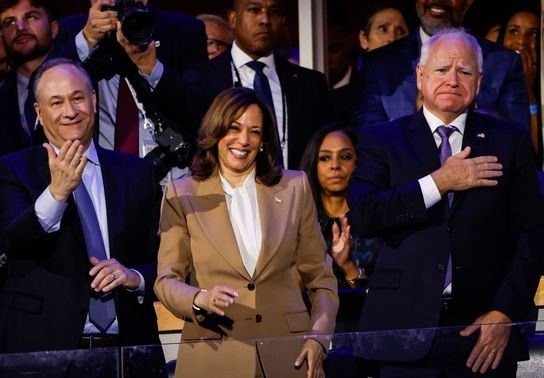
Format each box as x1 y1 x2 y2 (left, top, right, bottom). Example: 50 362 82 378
33 58 93 102
299 123 357 209
0 0 59 21
191 87 282 186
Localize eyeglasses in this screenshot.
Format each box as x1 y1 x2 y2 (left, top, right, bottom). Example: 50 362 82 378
207 39 230 51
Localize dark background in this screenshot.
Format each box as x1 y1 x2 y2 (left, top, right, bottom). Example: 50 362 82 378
51 0 541 49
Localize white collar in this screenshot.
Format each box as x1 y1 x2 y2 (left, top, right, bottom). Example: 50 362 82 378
231 40 276 71
423 105 467 135
219 168 257 195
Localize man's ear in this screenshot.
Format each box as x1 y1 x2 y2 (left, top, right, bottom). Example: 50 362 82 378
227 10 237 30
50 20 59 40
359 31 369 51
416 64 423 91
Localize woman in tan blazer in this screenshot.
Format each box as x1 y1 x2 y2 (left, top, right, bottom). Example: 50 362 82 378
155 88 338 378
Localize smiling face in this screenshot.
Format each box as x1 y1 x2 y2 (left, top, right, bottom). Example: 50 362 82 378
34 63 96 149
0 0 58 65
416 0 472 35
359 8 409 51
317 130 356 197
228 0 285 59
417 36 481 124
502 11 539 55
218 103 263 182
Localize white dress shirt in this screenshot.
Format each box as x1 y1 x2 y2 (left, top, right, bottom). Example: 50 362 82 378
230 41 289 166
220 169 262 276
417 106 467 209
35 141 145 333
74 32 162 157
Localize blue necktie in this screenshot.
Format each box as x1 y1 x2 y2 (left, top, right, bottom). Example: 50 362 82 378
246 60 275 112
246 60 285 168
436 125 456 290
74 182 116 333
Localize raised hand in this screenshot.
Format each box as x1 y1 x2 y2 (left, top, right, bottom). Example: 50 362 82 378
44 140 87 203
83 0 117 48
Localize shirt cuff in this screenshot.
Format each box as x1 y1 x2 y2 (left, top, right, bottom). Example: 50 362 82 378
35 186 68 233
126 269 146 295
76 30 97 62
139 60 164 89
418 175 442 209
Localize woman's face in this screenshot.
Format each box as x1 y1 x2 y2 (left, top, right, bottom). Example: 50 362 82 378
317 131 357 196
217 103 263 179
503 11 539 54
359 8 409 51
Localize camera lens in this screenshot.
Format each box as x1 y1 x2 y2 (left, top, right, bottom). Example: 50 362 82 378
120 8 154 46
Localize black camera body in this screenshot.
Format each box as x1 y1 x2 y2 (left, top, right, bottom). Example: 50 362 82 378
102 0 154 46
145 127 194 180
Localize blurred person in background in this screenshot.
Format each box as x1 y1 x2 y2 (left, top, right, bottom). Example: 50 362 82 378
497 6 541 162
197 13 233 60
358 0 410 52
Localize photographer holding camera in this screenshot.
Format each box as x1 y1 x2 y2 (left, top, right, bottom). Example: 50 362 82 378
55 0 208 180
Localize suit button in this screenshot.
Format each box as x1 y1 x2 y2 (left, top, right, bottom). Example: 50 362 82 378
437 264 445 271
247 283 255 291
256 314 262 323
448 226 456 233
455 266 461 271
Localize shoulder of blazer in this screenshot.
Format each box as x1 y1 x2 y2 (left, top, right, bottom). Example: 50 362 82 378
274 55 326 82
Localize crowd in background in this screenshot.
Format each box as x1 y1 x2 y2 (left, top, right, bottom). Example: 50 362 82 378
0 0 542 377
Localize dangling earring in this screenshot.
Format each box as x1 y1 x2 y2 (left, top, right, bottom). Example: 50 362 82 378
259 147 264 152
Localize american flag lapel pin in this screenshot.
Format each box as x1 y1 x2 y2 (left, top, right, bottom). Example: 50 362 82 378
274 196 282 204
477 132 485 138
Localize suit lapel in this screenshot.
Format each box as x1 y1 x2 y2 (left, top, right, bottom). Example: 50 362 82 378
253 179 290 280
96 149 124 257
450 110 488 214
405 110 442 176
191 174 252 280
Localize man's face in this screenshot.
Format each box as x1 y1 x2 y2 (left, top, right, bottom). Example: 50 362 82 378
34 64 96 149
228 0 285 59
416 0 473 35
0 0 58 64
417 37 481 123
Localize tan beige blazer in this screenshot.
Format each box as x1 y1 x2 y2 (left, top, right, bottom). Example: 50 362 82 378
155 170 338 377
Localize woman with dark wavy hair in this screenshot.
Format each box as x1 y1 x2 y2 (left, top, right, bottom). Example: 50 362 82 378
155 87 338 378
300 124 379 331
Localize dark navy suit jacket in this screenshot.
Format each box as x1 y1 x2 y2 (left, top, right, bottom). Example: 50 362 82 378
0 146 162 353
0 73 30 157
56 8 208 143
347 109 544 361
201 50 330 169
349 32 530 130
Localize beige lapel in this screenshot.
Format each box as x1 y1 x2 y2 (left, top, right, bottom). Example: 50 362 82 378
190 173 251 280
253 178 291 279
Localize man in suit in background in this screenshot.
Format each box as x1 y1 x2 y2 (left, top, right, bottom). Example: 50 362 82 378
348 29 543 377
0 59 163 372
55 0 208 179
349 0 530 130
0 0 59 157
202 0 330 169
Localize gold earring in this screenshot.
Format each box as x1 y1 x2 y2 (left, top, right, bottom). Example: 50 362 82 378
259 147 264 152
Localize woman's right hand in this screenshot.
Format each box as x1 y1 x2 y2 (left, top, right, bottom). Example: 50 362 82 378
193 284 239 316
331 214 353 268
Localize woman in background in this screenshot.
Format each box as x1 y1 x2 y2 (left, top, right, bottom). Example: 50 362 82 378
300 124 379 332
155 88 338 378
358 0 410 52
497 6 541 161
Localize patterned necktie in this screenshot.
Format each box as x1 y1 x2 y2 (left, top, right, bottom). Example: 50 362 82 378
246 60 275 112
114 77 139 156
74 182 116 332
436 125 455 290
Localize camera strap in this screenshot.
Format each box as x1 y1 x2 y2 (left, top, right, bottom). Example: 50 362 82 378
122 76 157 140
